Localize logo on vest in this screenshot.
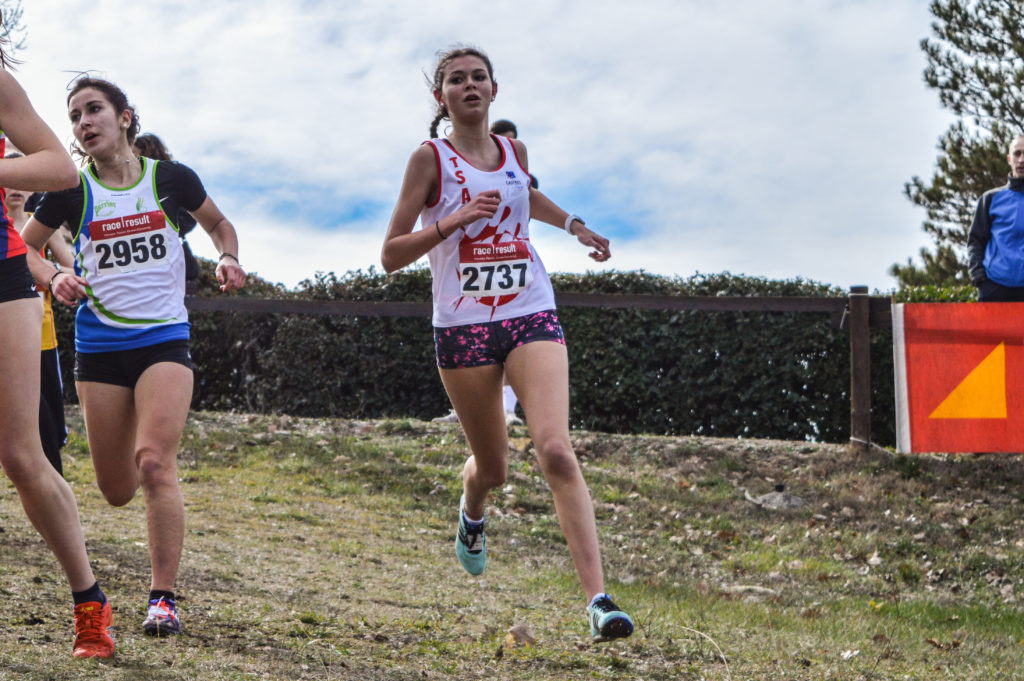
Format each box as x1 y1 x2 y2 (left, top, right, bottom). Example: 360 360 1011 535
123 213 153 229
95 200 116 217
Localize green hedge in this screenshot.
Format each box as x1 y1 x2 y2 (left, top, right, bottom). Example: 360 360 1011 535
52 260 979 445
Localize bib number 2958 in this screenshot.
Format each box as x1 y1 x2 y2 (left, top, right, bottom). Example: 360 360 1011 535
90 210 170 275
96 233 167 272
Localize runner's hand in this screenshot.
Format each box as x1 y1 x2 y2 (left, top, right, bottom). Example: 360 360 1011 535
573 224 611 262
50 271 88 306
217 261 247 292
451 189 501 229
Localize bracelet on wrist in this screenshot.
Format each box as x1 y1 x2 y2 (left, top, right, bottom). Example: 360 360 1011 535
47 269 64 295
564 214 584 235
219 253 239 264
435 220 446 240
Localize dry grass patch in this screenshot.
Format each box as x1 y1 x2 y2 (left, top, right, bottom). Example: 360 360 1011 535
0 409 1021 679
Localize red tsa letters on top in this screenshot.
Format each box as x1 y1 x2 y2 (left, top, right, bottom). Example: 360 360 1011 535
449 156 471 204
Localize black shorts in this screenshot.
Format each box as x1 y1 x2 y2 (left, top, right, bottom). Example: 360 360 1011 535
0 254 41 304
39 347 67 476
75 340 193 388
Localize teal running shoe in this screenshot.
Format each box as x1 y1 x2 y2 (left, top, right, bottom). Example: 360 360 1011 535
587 595 634 641
455 495 486 575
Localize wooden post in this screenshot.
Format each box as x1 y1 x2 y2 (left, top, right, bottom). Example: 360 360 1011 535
849 285 871 449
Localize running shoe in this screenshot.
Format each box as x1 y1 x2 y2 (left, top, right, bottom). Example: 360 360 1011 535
587 595 634 641
142 597 181 636
455 495 486 575
72 600 115 659
432 410 460 424
504 412 524 426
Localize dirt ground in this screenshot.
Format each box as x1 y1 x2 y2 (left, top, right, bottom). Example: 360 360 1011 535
0 408 1021 680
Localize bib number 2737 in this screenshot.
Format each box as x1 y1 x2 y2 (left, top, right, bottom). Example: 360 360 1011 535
459 240 533 297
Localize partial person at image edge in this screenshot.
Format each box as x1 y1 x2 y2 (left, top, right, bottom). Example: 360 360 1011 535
968 134 1024 302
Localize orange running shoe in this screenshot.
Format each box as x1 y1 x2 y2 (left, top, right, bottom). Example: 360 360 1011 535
72 600 114 659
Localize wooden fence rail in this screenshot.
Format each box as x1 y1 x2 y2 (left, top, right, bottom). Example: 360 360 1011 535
186 287 892 448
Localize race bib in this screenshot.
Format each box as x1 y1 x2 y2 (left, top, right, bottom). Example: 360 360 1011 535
458 239 534 297
90 210 169 275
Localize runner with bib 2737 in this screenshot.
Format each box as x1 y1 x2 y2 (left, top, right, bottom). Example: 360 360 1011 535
380 45 634 643
459 234 533 297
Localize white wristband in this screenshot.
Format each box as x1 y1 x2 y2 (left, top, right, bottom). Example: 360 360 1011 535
564 214 584 234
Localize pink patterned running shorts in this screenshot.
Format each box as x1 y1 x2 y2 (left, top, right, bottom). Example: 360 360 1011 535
433 309 565 369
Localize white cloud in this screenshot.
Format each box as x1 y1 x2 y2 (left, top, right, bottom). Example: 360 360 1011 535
13 0 949 291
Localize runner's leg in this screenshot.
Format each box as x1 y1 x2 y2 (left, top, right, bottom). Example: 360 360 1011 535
439 363 507 519
505 340 604 600
0 298 96 591
133 362 192 592
80 360 191 591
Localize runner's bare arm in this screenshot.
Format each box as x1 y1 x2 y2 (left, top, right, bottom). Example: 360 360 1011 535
46 229 75 269
381 145 444 273
0 71 78 191
20 215 55 252
381 145 501 273
192 196 246 292
530 188 611 262
511 138 610 261
21 217 88 306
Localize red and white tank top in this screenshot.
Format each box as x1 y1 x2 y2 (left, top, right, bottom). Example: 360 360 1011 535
421 134 555 327
0 131 28 260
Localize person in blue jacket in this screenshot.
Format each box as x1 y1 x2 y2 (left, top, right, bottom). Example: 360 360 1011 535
968 135 1024 301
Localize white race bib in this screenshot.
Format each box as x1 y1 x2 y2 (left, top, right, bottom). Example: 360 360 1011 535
458 240 534 297
90 210 170 275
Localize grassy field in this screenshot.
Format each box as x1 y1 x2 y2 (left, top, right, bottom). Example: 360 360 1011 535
0 408 1022 680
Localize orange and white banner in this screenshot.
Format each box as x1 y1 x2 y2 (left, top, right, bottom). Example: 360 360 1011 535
893 302 1024 453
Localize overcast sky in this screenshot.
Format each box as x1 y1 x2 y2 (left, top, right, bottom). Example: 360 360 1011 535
12 0 951 292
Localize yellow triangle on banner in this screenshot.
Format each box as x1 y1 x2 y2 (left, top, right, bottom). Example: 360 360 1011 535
929 342 1006 419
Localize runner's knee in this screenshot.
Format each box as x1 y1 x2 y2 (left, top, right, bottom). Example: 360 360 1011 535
100 483 136 507
136 447 178 489
0 447 47 488
468 460 507 490
535 440 579 482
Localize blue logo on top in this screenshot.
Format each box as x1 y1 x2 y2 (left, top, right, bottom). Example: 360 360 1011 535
506 171 516 179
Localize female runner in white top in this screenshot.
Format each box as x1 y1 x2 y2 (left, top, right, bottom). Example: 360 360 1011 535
21 76 246 638
381 46 632 641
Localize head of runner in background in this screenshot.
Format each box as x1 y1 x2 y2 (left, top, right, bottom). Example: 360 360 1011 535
133 132 172 161
489 119 538 188
2 151 31 216
489 119 517 139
